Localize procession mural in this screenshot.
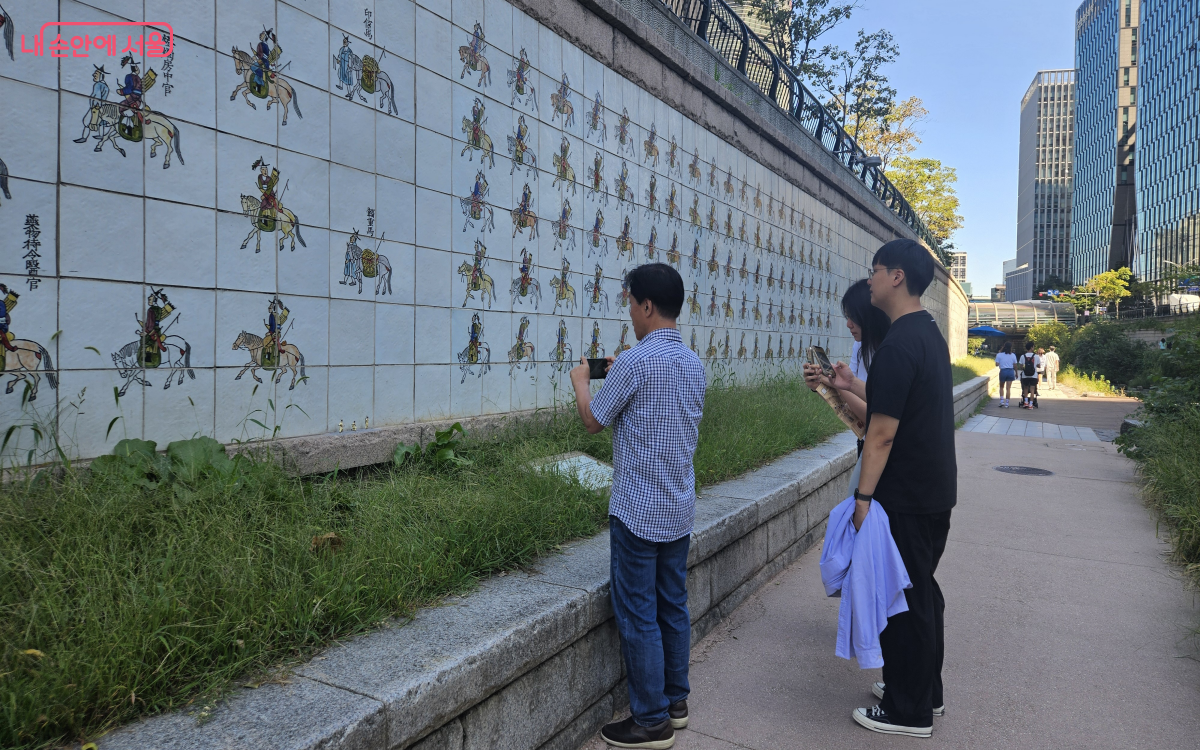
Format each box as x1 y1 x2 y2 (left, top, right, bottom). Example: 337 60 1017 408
6 1 885 461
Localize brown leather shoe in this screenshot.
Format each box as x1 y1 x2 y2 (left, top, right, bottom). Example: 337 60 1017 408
600 716 675 748
668 700 688 729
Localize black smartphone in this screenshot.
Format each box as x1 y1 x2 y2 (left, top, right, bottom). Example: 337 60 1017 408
588 358 609 379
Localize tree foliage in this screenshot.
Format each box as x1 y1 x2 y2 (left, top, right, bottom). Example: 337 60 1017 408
748 0 858 82
1025 321 1070 351
885 156 963 244
815 29 899 134
1084 267 1133 317
848 95 927 170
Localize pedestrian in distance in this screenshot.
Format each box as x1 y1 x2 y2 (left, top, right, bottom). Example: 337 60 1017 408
1018 343 1041 409
1037 347 1047 385
1159 337 1167 351
1044 345 1060 389
808 239 957 737
569 263 706 750
994 342 1017 407
803 278 891 495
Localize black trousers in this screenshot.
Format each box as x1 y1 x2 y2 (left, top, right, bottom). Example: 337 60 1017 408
879 509 952 727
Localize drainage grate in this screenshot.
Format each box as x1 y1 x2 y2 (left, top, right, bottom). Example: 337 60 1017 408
993 466 1054 476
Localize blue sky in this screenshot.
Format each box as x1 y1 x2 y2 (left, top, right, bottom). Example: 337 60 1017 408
824 0 1081 294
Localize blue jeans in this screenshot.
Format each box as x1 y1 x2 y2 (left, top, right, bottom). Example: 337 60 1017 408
609 515 691 726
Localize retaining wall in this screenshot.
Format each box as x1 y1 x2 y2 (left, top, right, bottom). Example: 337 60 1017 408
100 363 995 750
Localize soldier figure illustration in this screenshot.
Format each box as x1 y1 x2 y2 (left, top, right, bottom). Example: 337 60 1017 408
0 283 16 353
335 35 355 93
137 289 174 368
263 295 289 369
253 28 281 91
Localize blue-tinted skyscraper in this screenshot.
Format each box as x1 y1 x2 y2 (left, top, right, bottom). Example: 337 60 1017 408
1071 0 1138 284
1134 0 1200 283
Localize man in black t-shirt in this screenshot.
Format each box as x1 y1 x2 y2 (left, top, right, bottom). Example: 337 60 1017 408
819 239 956 738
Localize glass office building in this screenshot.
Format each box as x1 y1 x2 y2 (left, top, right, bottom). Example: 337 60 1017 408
1134 0 1200 284
1014 70 1075 301
1071 0 1138 285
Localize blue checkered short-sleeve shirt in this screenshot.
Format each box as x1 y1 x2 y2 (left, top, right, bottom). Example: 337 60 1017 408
589 327 707 542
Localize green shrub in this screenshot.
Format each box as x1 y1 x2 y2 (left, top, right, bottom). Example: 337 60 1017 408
1064 322 1147 386
1026 321 1070 352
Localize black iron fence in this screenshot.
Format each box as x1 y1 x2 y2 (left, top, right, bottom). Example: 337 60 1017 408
655 0 948 264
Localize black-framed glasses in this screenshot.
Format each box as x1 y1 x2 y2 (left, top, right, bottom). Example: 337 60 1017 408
867 266 897 278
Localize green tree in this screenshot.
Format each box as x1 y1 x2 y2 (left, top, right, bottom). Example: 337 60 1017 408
1026 321 1069 351
848 95 927 170
1085 268 1133 318
815 29 899 135
885 156 964 245
747 0 857 83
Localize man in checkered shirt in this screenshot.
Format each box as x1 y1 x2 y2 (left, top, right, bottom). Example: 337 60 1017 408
570 263 707 749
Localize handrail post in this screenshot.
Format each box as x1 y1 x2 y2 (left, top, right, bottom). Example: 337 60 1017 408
735 12 748 73
697 0 711 40
767 56 780 101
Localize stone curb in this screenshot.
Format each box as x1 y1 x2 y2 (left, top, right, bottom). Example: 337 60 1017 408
953 368 999 425
97 432 857 750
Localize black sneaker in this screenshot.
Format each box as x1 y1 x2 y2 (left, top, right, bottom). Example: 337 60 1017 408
852 705 932 737
872 682 944 716
600 716 675 749
668 700 688 729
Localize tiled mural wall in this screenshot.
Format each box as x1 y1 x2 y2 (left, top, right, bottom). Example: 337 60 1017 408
0 0 877 462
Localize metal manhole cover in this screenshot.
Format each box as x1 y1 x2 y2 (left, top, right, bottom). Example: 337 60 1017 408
994 466 1054 476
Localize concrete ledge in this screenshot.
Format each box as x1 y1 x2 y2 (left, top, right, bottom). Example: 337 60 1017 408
97 432 856 750
953 368 999 425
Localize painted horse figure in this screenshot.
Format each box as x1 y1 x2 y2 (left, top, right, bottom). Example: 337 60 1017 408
458 44 492 87
346 52 398 115
2 339 57 401
230 47 302 124
460 116 495 168
240 195 307 253
507 316 536 374
231 330 307 390
90 104 185 168
111 335 194 396
457 260 495 308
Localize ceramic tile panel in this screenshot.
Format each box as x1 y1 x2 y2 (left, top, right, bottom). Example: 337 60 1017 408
0 0 881 461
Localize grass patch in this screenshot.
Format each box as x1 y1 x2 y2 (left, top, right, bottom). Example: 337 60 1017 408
1 375 841 749
952 355 996 386
1059 365 1123 395
1119 407 1200 586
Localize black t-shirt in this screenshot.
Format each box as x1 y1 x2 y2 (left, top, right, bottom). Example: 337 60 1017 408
864 310 957 515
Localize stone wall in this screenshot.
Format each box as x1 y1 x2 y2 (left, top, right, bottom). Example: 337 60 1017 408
1 0 931 465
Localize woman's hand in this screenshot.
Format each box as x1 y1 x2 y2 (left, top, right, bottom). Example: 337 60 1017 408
803 363 832 391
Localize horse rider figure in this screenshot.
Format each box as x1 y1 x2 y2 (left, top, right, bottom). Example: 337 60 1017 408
73 64 110 144
517 248 534 295
0 283 17 354
469 22 486 58
556 73 570 104
252 28 282 91
117 55 144 131
518 183 533 217
253 157 281 231
513 114 530 162
470 97 486 146
137 289 173 368
335 34 354 94
514 48 532 94
469 240 487 288
466 313 484 363
263 295 289 369
341 230 364 288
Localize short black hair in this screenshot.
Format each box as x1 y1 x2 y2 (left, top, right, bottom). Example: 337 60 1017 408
1025 342 1034 351
625 263 684 319
871 239 935 297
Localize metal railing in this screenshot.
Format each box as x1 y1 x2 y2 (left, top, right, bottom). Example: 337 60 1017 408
655 0 948 264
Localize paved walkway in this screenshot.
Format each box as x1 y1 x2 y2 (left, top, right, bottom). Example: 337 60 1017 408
585 405 1200 749
980 382 1141 431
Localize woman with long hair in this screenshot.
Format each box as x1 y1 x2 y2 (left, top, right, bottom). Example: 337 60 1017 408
804 278 891 492
994 341 1017 407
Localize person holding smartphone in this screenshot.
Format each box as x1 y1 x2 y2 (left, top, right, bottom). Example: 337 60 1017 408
805 279 891 494
809 240 956 738
569 263 707 749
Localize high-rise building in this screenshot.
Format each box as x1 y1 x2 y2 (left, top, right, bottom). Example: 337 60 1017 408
725 0 784 51
947 251 967 285
1003 257 1030 301
1015 70 1076 301
991 285 1007 302
1071 0 1139 285
1133 0 1199 285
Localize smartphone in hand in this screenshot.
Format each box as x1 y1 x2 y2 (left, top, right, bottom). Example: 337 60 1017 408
587 358 609 379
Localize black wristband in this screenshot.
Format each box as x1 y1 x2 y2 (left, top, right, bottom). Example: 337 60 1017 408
853 489 872 502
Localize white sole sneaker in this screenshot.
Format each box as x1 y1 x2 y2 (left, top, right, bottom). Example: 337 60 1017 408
853 707 932 737
872 682 944 716
669 716 688 730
